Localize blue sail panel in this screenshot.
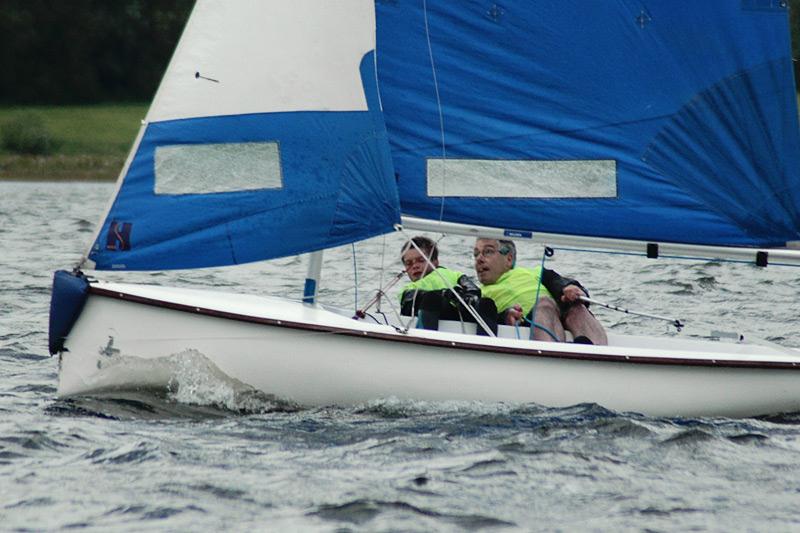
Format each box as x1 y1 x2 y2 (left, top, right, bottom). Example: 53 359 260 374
89 53 399 271
376 1 800 247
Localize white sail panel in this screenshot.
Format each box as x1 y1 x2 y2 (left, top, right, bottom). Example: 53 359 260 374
154 143 282 195
148 0 373 122
426 159 617 198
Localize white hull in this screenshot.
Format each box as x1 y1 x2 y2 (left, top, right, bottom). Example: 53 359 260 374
57 281 800 418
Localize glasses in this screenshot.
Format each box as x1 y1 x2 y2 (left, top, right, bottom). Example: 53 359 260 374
473 247 509 259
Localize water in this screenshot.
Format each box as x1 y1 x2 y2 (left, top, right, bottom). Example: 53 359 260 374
3 181 800 531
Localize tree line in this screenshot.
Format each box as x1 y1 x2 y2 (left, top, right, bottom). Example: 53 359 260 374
0 0 194 104
0 0 797 105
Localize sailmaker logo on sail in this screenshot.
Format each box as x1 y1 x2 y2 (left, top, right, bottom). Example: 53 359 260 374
105 221 132 251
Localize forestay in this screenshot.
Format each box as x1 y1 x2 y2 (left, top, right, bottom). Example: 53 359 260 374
85 0 399 271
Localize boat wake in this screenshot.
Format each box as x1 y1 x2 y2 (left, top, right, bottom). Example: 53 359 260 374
164 349 298 414
54 348 299 419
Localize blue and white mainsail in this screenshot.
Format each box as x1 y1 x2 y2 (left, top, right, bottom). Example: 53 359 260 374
376 1 800 249
85 0 800 272
85 1 399 270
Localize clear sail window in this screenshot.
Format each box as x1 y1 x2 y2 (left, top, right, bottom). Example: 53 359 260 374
154 142 283 195
427 159 617 198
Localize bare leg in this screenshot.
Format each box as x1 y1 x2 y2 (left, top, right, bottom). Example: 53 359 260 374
530 297 565 342
563 304 608 345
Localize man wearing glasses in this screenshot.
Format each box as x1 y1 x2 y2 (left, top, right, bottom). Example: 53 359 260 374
474 238 607 345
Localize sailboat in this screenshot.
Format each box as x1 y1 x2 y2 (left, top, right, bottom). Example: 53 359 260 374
49 1 800 417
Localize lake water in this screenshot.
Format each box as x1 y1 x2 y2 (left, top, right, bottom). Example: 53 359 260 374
2 180 800 531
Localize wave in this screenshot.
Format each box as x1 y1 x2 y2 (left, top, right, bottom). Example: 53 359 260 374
49 349 301 419
310 498 515 529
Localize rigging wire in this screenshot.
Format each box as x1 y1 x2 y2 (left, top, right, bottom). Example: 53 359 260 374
378 234 387 313
354 270 404 319
578 296 683 331
398 228 496 337
422 0 448 223
526 245 550 340
539 246 686 334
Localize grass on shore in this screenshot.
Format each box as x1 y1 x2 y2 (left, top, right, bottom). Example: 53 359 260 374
0 104 146 181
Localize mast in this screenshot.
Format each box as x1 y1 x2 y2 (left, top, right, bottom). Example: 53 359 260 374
303 251 324 304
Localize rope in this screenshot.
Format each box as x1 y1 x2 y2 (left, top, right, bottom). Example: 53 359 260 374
524 318 560 342
377 234 387 313
528 246 550 340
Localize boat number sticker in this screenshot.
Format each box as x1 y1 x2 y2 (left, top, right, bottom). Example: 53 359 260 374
105 221 132 251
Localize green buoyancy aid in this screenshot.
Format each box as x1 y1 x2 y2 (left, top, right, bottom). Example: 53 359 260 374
398 267 464 301
480 266 554 316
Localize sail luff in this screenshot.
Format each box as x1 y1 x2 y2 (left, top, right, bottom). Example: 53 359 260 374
79 0 207 270
79 121 148 270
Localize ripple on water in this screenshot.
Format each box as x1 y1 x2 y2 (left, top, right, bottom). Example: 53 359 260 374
310 499 516 529
585 417 655 439
456 457 517 479
660 428 717 447
0 449 26 464
104 504 206 521
45 394 238 421
634 505 701 517
695 275 718 290
0 349 49 362
74 218 94 232
156 482 258 508
0 431 69 452
757 411 800 425
10 383 57 394
726 433 769 445
187 483 248 501
4 497 56 510
83 441 159 465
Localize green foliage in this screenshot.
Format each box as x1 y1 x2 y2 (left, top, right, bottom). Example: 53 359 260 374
0 112 59 155
0 104 147 156
0 0 194 105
